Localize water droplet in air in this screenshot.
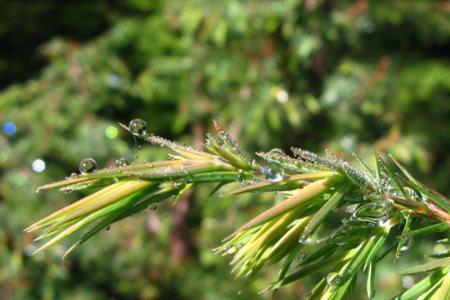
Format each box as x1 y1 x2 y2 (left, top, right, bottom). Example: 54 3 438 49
129 119 148 137
326 272 342 287
79 158 97 174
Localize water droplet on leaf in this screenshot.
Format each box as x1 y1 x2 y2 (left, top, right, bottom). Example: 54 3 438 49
296 251 307 261
79 158 97 174
345 204 358 214
114 158 129 167
298 235 312 245
326 272 342 287
261 166 283 182
129 119 148 137
400 236 412 253
226 245 237 255
268 148 285 157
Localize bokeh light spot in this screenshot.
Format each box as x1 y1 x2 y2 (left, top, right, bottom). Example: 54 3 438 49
3 121 17 136
32 159 46 173
105 126 118 139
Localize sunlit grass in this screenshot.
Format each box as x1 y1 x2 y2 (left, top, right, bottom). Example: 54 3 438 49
28 120 450 299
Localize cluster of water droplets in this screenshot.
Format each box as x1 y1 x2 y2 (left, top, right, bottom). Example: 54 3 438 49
373 155 408 198
325 150 372 188
403 187 422 201
291 147 332 169
257 148 305 175
73 119 148 178
152 134 184 150
211 128 255 168
290 147 372 188
114 158 130 167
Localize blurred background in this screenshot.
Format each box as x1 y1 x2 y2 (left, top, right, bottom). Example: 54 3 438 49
0 1 449 299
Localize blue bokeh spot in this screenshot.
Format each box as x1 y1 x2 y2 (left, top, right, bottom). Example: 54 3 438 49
3 121 17 136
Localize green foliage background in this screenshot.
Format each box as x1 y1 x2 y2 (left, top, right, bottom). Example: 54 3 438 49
0 0 449 299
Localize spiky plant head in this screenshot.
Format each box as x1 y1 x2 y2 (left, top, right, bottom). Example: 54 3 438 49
27 120 450 299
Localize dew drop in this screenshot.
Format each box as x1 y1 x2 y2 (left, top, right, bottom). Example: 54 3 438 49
114 158 129 167
226 245 237 255
79 158 97 174
261 166 283 182
400 236 412 253
236 169 246 183
345 204 358 214
326 272 342 287
296 251 307 261
129 119 148 137
268 148 285 157
396 235 413 259
298 235 312 245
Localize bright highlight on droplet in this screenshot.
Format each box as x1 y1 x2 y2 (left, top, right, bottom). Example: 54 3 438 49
105 126 118 139
3 121 17 136
32 159 46 173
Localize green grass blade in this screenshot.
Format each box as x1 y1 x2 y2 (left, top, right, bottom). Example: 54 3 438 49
340 237 376 283
395 268 448 300
380 155 407 198
409 223 449 238
271 250 355 289
363 233 387 271
232 177 337 234
366 261 376 299
389 154 450 212
299 186 345 241
400 258 450 275
63 187 179 258
228 172 335 196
